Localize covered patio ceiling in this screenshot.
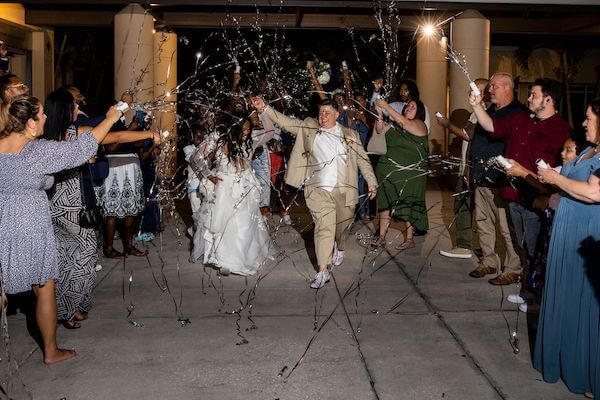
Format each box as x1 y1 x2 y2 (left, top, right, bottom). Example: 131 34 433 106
19 0 600 35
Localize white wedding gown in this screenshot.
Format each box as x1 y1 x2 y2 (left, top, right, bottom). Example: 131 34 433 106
202 152 276 275
191 118 279 275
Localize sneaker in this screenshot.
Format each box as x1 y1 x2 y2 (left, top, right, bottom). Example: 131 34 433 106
518 303 528 313
95 264 103 272
332 250 344 267
468 265 496 278
507 294 525 304
488 272 521 285
439 247 472 259
282 214 292 225
310 271 330 289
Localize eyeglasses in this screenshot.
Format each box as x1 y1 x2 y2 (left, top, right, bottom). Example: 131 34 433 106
8 83 27 89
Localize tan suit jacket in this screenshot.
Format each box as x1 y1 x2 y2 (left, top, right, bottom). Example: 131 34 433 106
263 106 377 206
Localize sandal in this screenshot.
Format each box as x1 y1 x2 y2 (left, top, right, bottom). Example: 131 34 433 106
125 247 147 257
103 248 124 259
395 239 415 252
61 320 81 330
370 237 386 250
74 311 88 322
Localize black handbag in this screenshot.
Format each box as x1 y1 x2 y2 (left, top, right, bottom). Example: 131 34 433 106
78 165 104 229
79 205 103 229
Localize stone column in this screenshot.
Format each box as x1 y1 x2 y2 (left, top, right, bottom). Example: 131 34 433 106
153 30 178 174
417 35 448 154
114 3 154 107
449 10 490 115
153 31 177 135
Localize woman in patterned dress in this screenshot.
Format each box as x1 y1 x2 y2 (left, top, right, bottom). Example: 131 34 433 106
0 95 121 364
44 89 160 329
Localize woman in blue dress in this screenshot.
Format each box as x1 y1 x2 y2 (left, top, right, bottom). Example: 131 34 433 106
534 98 600 399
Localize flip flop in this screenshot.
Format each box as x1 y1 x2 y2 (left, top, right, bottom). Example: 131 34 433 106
395 239 415 252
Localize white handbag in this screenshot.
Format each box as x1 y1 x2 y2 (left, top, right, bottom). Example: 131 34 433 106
367 132 387 155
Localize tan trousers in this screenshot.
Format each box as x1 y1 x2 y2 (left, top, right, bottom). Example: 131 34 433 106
305 187 355 267
474 186 522 274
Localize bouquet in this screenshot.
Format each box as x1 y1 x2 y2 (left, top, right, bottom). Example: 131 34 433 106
307 59 331 85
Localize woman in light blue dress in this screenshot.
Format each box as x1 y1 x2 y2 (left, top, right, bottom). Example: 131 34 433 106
533 99 600 398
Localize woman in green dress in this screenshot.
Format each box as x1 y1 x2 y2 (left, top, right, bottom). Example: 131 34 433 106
373 98 429 250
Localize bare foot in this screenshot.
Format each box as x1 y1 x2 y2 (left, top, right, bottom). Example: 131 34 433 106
125 246 147 257
44 348 76 365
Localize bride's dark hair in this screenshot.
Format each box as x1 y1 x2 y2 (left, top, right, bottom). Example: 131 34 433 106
216 116 253 168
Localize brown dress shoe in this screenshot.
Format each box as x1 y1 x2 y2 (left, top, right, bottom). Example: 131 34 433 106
469 265 496 278
488 272 521 285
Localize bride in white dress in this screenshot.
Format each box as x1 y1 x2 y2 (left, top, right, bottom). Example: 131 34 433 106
191 114 278 275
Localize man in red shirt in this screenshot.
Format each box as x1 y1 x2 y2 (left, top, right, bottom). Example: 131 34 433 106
470 78 571 285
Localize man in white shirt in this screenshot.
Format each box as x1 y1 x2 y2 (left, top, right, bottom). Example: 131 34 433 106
252 97 378 289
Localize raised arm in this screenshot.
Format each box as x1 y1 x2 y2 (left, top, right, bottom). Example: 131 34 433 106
375 99 427 137
374 103 392 135
469 92 494 132
225 69 243 113
251 96 312 137
369 78 383 108
342 62 352 102
307 61 327 101
85 105 124 143
251 112 280 149
77 127 161 146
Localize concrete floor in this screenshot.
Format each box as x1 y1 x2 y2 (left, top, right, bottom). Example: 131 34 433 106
2 186 581 400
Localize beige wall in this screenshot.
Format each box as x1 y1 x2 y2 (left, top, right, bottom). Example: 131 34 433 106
31 30 54 100
491 46 600 84
1 4 53 100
